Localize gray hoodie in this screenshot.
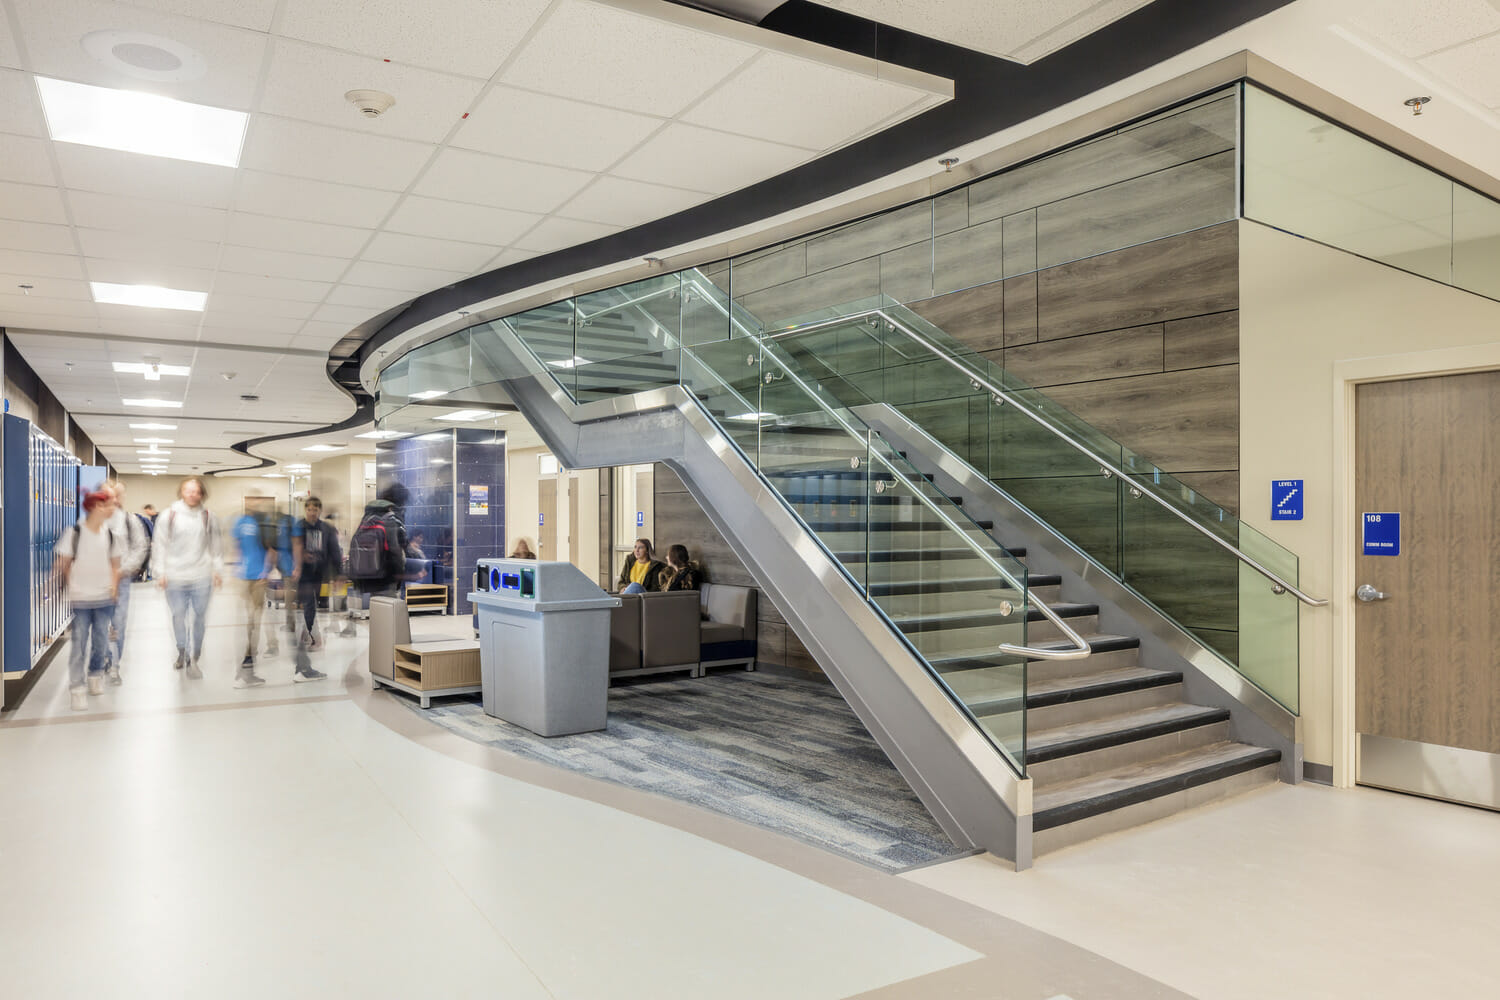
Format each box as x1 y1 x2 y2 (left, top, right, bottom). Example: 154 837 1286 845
150 499 224 583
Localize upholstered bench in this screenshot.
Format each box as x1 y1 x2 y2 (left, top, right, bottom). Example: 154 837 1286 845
607 584 758 680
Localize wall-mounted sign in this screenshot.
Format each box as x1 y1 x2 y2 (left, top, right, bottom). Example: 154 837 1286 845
468 484 488 516
1362 512 1400 556
636 510 644 527
538 512 544 526
1271 479 1303 520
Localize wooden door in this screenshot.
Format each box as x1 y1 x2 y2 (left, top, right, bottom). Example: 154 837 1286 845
538 478 557 560
1355 371 1500 799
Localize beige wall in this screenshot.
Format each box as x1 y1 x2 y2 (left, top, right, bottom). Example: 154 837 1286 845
506 445 545 561
116 473 291 567
309 455 366 543
501 445 601 579
1238 222 1500 773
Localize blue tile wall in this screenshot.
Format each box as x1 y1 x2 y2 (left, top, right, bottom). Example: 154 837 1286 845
454 428 506 616
377 432 455 611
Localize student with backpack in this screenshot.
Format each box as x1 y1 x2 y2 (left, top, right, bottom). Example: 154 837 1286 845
231 495 279 687
349 494 408 601
291 496 340 681
102 480 150 683
151 476 224 679
54 490 123 711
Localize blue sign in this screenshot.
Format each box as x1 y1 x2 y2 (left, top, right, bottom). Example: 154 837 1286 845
1362 512 1400 556
1271 479 1303 520
636 510 644 527
538 512 544 526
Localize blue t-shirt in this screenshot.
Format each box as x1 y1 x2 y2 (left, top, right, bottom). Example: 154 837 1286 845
233 514 271 581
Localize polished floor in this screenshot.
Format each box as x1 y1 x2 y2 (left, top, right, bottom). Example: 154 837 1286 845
3 584 1498 998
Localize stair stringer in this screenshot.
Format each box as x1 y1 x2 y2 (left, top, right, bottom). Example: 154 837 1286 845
501 374 1036 868
862 404 1304 784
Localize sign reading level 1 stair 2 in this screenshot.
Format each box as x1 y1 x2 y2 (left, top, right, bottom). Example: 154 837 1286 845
1362 512 1400 556
1271 479 1303 520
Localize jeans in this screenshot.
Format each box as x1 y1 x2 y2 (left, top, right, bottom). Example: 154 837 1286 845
297 575 322 637
621 582 646 594
69 604 113 689
243 577 272 656
165 578 214 659
109 580 132 666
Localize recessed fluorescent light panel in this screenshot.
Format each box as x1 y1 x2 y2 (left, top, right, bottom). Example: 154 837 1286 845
114 362 191 380
409 390 448 400
300 444 344 452
433 409 488 422
414 432 449 441
93 282 206 311
129 422 177 430
133 437 173 444
355 430 401 439
262 473 286 478
35 76 247 167
123 398 183 408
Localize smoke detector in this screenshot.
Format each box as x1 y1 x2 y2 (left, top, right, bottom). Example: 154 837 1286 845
345 89 396 118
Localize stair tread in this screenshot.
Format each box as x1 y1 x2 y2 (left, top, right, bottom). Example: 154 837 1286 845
869 574 1060 597
930 632 1138 670
1025 701 1228 757
890 602 1097 631
1026 665 1181 702
1032 740 1281 829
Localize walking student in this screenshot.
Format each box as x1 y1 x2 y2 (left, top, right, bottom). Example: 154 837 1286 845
151 476 224 679
102 480 150 683
291 496 340 681
231 495 279 688
54 490 122 711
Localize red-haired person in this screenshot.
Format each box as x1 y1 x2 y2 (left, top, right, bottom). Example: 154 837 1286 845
54 490 122 711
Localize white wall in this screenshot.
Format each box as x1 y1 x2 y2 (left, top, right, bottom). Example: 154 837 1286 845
1239 222 1500 772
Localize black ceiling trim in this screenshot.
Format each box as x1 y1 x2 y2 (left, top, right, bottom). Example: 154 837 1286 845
344 0 1293 386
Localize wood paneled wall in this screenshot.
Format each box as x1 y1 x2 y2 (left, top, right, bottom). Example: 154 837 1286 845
652 463 819 675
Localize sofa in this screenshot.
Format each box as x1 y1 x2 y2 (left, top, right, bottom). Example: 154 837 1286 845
368 596 456 682
608 583 758 680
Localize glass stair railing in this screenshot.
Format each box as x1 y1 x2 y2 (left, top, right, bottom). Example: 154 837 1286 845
489 277 1097 775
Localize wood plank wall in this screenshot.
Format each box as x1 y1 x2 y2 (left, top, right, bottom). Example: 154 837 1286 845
652 463 820 674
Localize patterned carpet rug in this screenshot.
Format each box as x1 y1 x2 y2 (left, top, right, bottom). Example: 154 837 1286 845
402 670 966 872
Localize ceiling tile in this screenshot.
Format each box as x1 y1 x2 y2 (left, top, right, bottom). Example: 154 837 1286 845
0 180 69 224
210 272 333 304
77 228 221 270
68 190 230 241
0 17 20 69
477 247 538 272
219 245 350 284
223 213 373 259
414 147 594 213
198 312 305 335
311 301 386 327
235 171 400 229
500 0 756 116
10 0 269 110
0 68 46 136
92 309 203 339
0 220 76 255
558 176 708 228
1348 0 1500 59
0 248 86 279
125 0 281 32
324 284 411 311
53 144 237 208
279 0 552 79
512 216 620 254
0 135 57 186
259 38 483 145
0 292 98 318
0 271 91 299
1 315 103 335
613 123 808 194
204 294 319 320
683 51 927 150
296 320 360 347
1422 34 1500 106
340 259 466 294
239 115 435 191
86 254 216 289
452 85 664 172
383 195 541 245
361 232 500 272
1011 0 1162 63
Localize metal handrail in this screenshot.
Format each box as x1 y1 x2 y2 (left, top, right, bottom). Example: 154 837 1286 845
765 307 1329 608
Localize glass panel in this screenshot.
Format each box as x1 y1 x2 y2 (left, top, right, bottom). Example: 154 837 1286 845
681 338 763 460
1244 85 1454 284
405 331 470 401
506 301 578 399
1236 527 1299 712
575 274 683 363
1454 184 1500 301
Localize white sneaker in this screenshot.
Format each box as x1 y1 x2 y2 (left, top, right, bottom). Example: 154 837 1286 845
70 687 88 711
106 665 122 686
185 660 203 680
87 674 104 696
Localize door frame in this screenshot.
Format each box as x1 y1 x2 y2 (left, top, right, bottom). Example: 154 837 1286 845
1331 342 1500 788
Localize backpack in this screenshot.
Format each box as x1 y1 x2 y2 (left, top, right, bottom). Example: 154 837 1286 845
349 513 399 581
257 513 279 554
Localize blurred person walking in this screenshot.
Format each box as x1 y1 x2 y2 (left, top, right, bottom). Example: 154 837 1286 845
54 490 122 711
151 476 224 679
291 496 340 681
231 495 279 688
349 489 408 602
101 480 150 683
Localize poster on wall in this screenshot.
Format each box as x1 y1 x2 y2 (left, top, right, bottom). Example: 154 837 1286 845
468 484 489 516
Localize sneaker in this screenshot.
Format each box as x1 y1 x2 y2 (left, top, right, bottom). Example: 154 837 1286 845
106 665 122 686
185 659 203 680
233 667 266 688
87 673 104 696
241 654 255 669
294 666 327 683
266 640 279 655
173 649 186 670
70 687 88 711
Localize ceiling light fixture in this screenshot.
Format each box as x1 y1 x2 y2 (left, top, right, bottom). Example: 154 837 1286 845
133 437 173 444
123 398 184 408
433 409 489 422
130 422 177 430
115 361 191 380
35 76 248 166
262 473 286 478
300 443 344 452
355 430 401 439
410 389 448 400
92 282 206 311
415 432 449 441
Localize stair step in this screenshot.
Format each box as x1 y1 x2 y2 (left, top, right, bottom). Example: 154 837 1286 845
931 632 1137 674
869 574 1060 598
804 518 996 532
891 602 1097 635
1024 701 1229 764
1032 740 1282 833
835 547 1007 565
1025 665 1183 709
958 666 1178 720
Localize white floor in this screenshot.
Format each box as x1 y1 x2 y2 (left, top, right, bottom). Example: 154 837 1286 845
6 584 1500 999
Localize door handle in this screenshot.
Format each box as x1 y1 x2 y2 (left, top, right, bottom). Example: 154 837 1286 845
1356 584 1387 602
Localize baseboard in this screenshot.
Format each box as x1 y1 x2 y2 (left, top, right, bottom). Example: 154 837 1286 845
1303 761 1334 785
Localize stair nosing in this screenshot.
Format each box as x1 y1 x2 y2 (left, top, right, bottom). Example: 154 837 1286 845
1024 705 1231 763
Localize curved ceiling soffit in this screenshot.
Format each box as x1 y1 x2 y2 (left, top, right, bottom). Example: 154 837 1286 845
291 0 1291 447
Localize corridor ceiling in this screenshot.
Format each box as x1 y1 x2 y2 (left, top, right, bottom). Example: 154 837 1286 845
2 0 1499 476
